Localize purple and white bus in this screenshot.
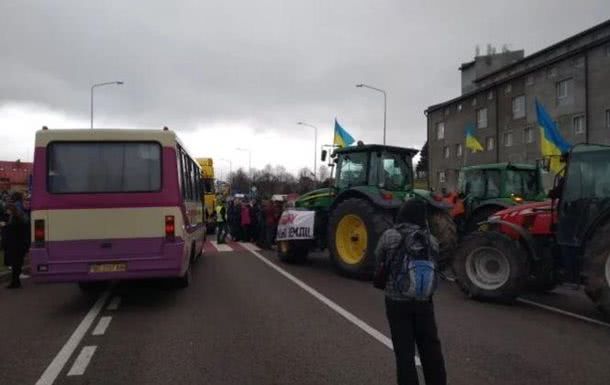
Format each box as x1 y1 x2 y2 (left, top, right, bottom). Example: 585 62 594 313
30 128 205 288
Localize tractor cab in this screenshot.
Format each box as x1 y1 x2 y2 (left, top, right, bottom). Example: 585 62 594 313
455 163 545 232
330 144 418 200
458 163 544 203
556 144 610 248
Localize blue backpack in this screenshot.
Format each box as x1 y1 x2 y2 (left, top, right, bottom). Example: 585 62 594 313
394 230 438 301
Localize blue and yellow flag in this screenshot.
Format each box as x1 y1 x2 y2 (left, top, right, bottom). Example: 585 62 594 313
465 123 484 152
333 119 355 148
535 100 570 174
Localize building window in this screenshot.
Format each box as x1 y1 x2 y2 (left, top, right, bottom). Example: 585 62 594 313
556 78 571 105
477 108 488 128
573 115 585 135
547 67 557 78
504 84 512 94
486 136 495 151
606 109 610 129
456 143 463 157
443 145 450 159
503 132 513 147
471 97 477 107
438 171 446 184
524 127 535 144
488 91 494 100
526 75 535 86
512 95 526 119
457 103 463 112
436 122 445 140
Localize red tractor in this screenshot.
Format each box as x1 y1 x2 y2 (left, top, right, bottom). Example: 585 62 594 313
452 144 610 318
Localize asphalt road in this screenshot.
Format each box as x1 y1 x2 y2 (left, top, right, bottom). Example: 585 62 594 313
1 240 609 385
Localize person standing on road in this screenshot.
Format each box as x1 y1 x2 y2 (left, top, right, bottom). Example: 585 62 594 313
240 200 252 242
215 200 228 244
2 204 30 289
374 199 447 385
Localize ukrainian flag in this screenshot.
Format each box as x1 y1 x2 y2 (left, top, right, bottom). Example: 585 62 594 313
535 100 570 174
333 119 355 148
465 123 484 152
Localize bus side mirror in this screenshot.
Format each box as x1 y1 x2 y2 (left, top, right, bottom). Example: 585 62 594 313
321 150 327 162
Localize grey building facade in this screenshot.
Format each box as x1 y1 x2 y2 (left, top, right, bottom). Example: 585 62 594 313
426 20 610 192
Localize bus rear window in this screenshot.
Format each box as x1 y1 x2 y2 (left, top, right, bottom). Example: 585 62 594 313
47 142 161 193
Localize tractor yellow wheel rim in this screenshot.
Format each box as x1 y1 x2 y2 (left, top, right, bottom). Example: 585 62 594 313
335 214 368 265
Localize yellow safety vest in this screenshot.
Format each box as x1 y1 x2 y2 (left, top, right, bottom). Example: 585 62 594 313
215 205 225 222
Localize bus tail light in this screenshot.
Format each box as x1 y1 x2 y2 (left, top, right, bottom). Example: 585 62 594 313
34 219 45 246
165 215 175 240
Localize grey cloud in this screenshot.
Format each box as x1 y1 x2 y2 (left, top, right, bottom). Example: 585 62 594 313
1 0 609 146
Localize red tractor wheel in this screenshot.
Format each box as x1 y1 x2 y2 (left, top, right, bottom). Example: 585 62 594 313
453 231 529 302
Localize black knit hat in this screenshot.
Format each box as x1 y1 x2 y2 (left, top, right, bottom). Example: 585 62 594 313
395 199 427 227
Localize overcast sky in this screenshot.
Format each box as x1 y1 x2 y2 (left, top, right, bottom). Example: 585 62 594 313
1 0 609 176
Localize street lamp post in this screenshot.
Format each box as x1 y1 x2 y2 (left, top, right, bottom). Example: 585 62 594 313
356 83 387 145
90 81 124 129
297 122 318 180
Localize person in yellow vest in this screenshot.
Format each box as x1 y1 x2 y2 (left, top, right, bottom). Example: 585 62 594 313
215 200 228 244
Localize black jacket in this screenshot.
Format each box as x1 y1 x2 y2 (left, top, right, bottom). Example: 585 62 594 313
2 217 30 266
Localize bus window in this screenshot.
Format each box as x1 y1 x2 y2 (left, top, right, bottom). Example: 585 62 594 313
47 142 161 193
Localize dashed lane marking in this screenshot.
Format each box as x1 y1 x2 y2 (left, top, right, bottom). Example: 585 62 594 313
92 316 113 336
247 248 422 366
35 290 110 385
107 296 121 311
67 346 97 376
516 298 610 328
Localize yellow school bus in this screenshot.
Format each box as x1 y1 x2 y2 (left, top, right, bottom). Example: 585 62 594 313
197 158 216 233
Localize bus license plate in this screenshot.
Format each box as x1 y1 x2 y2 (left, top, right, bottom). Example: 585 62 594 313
90 263 127 273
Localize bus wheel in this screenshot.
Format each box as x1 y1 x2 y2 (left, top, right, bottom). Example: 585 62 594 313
176 264 192 288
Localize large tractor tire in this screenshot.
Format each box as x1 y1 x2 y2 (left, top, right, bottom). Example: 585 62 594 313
453 231 529 302
277 240 310 264
427 209 458 269
584 222 610 318
328 198 392 279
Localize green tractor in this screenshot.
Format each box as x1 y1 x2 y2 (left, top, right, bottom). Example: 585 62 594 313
451 163 546 233
277 144 457 278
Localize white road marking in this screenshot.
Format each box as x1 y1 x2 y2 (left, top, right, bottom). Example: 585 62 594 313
67 346 97 376
210 240 234 252
107 296 121 311
92 316 113 336
517 298 610 328
239 242 261 252
248 248 422 366
35 290 110 385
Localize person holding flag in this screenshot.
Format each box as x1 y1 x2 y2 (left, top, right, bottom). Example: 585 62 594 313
334 119 355 148
535 99 571 174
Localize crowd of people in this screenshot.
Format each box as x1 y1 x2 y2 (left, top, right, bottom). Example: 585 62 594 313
0 191 31 289
213 196 284 249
